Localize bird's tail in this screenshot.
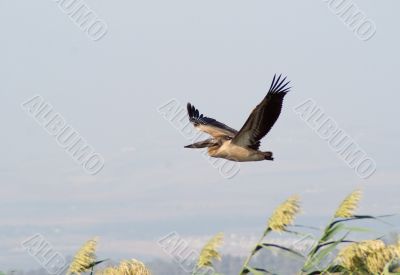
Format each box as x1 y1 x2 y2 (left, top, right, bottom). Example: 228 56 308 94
263 151 274 161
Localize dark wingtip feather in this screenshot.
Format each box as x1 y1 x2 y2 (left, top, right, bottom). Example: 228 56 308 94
274 76 287 92
187 103 193 117
268 74 291 94
187 103 199 121
269 74 277 91
272 74 282 91
187 103 205 125
281 86 291 93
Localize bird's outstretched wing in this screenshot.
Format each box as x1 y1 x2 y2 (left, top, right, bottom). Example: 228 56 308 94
187 103 238 138
231 74 291 150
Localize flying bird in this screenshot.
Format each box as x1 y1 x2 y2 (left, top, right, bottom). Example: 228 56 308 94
185 74 291 162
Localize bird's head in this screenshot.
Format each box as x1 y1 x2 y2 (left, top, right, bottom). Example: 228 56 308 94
184 139 220 148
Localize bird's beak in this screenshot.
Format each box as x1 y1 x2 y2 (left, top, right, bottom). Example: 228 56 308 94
184 140 216 148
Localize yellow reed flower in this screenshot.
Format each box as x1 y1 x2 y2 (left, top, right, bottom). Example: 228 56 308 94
196 232 224 268
334 189 362 218
267 195 300 232
338 239 400 274
67 237 98 275
97 259 151 275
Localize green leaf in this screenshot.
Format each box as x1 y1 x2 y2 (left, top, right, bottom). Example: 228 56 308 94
328 214 395 230
260 243 304 258
321 223 345 242
342 225 376 233
254 244 263 254
86 258 108 268
303 238 344 272
315 239 354 252
242 266 273 274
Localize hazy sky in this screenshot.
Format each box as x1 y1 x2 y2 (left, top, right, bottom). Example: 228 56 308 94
1 0 400 270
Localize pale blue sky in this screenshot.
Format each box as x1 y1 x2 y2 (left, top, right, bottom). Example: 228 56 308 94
1 0 399 270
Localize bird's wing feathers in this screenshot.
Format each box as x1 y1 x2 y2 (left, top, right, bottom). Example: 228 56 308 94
187 103 238 138
232 74 290 150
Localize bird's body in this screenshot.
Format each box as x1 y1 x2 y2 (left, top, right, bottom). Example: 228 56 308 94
208 140 270 162
185 74 291 162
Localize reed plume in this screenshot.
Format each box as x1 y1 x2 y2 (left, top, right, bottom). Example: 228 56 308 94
67 237 98 275
240 195 301 274
196 232 224 269
338 239 400 273
268 195 301 232
334 189 362 218
97 259 151 275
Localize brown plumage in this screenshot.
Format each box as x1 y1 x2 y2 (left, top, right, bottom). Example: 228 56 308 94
185 74 291 162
